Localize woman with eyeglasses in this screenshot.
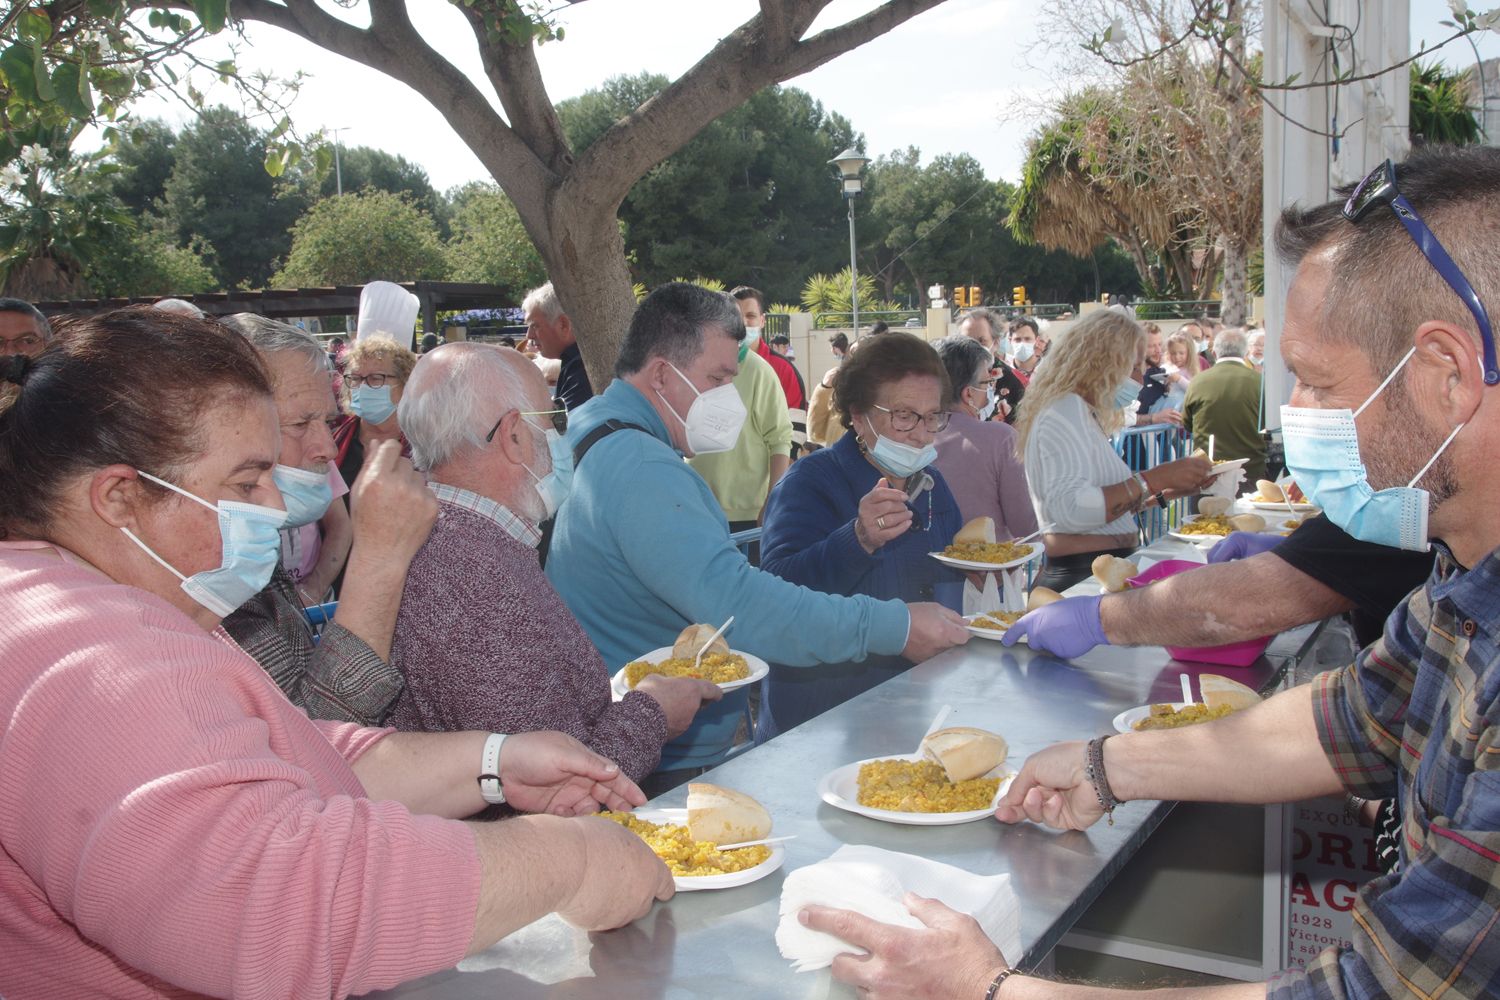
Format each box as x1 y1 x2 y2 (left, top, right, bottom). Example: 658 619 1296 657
334 336 418 488
1015 310 1215 592
758 331 964 737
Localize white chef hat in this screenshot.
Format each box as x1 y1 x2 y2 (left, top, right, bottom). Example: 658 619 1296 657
356 281 419 342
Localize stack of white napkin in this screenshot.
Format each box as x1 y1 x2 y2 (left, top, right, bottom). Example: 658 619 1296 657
775 845 1021 973
962 566 1026 616
1201 464 1246 501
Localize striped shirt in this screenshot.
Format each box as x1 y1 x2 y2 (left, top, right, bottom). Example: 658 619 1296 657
1268 544 1500 999
1022 393 1136 536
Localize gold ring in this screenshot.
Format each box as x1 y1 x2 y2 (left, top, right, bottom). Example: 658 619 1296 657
877 516 887 529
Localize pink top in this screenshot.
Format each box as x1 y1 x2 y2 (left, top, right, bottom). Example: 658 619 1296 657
0 541 482 998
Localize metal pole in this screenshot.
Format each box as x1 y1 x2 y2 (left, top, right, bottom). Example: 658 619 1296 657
334 140 343 197
847 198 859 337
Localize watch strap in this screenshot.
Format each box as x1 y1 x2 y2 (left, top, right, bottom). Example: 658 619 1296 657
479 732 507 805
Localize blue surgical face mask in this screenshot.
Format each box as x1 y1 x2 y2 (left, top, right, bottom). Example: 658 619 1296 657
1013 341 1036 364
272 464 334 528
522 419 573 521
350 383 396 424
120 470 287 617
1280 346 1465 552
994 338 1011 360
863 415 936 479
1113 376 1141 411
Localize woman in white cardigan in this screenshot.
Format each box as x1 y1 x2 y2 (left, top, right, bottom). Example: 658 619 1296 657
1014 310 1215 591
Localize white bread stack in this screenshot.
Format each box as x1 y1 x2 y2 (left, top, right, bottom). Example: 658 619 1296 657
954 516 996 545
1200 674 1261 711
671 624 729 660
1092 554 1138 592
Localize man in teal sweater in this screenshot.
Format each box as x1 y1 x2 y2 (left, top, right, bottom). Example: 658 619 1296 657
547 283 969 778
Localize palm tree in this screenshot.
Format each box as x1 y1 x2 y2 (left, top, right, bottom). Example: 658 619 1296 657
1410 61 1482 146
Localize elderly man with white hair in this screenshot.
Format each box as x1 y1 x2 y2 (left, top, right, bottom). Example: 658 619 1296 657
1182 324 1268 483
388 342 721 782
523 281 593 410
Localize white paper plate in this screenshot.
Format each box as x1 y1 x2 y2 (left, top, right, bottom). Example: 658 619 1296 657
611 647 770 698
929 545 1042 572
1242 496 1318 512
631 808 786 891
817 753 1016 826
1207 458 1249 479
1166 513 1230 545
1113 701 1194 734
963 612 1023 641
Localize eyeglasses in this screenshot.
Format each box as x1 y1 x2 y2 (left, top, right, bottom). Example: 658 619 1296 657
0 334 42 352
345 372 399 388
485 401 568 443
872 402 950 433
1344 158 1500 385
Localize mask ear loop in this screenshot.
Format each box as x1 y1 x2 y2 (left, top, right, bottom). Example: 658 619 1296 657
1353 346 1418 418
119 527 190 583
1406 421 1465 489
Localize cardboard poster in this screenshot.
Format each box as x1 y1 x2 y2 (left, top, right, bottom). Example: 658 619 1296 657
1285 796 1383 970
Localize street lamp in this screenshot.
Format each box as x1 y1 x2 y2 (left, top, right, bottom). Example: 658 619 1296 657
829 147 870 337
330 126 351 196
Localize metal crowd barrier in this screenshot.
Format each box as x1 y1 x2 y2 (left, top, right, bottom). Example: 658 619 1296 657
1112 424 1192 544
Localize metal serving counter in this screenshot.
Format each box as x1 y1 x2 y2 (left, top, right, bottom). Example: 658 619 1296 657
375 536 1312 1000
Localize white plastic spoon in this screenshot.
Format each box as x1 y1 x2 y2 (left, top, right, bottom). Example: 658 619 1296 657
694 615 734 672
1180 673 1194 705
716 834 798 851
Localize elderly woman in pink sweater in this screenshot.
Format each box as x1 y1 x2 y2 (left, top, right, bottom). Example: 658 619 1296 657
0 309 671 999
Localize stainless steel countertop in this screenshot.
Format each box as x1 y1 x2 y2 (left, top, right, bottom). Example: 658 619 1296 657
374 541 1310 1000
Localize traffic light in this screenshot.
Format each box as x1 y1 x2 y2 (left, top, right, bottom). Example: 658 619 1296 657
1012 286 1027 307
968 286 981 307
953 286 968 308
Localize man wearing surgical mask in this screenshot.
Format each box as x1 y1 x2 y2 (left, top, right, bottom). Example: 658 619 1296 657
221 316 439 725
548 283 968 791
383 343 720 783
824 146 1500 1000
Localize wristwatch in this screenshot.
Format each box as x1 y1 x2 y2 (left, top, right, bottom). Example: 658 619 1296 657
478 732 508 805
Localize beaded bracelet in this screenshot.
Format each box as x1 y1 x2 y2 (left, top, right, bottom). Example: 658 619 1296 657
983 966 1020 999
1086 735 1120 826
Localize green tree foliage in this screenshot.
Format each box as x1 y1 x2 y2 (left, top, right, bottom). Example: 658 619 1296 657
86 227 218 297
107 119 176 217
445 181 546 295
319 146 445 228
273 188 448 288
1410 60 1482 145
557 74 856 305
159 107 310 289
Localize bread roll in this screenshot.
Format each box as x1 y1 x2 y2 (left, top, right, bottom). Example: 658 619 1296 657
1255 479 1284 502
920 726 1008 782
686 783 772 845
954 516 997 545
1200 674 1262 711
1228 513 1266 533
1091 554 1138 593
1198 496 1232 517
1026 586 1064 611
672 624 730 660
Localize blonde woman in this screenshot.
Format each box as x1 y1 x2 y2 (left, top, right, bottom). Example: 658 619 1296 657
1015 311 1214 591
335 336 418 488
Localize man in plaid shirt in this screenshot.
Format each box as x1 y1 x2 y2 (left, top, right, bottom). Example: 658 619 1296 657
795 146 1500 1000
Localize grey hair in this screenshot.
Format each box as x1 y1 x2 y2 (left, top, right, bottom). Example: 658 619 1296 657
220 313 328 372
522 281 563 322
0 297 50 339
933 335 993 397
1213 327 1249 359
614 282 745 377
399 341 531 471
152 298 205 318
960 308 1003 339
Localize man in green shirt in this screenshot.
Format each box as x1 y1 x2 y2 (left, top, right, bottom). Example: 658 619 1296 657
1182 326 1267 484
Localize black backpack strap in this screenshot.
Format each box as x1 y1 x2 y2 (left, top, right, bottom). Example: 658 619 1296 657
572 419 652 467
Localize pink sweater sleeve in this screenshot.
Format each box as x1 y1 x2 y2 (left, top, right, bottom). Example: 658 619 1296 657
1 568 482 998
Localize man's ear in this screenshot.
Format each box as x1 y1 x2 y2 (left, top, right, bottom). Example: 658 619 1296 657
1414 320 1484 426
491 410 531 466
91 465 151 530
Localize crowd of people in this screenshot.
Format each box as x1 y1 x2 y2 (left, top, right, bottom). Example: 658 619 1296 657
2 144 1498 999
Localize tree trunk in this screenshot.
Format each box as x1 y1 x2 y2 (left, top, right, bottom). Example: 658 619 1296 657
1220 235 1249 326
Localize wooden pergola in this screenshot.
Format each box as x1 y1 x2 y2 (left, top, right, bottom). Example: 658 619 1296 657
33 280 515 344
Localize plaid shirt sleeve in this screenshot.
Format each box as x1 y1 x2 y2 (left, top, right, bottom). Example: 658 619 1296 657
1269 579 1500 999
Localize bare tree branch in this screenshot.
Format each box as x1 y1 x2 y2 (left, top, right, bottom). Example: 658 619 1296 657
573 0 945 207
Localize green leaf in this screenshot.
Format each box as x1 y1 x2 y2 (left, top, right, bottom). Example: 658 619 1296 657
17 11 52 44
31 40 54 102
0 44 39 103
313 143 334 177
192 0 228 34
51 61 93 118
264 146 286 177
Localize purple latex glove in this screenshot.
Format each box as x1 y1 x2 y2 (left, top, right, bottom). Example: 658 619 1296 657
1001 594 1107 659
1207 530 1284 564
